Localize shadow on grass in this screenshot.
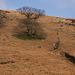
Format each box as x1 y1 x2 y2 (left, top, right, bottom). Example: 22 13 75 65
13 33 45 41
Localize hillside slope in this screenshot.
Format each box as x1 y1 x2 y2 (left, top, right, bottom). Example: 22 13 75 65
0 10 75 75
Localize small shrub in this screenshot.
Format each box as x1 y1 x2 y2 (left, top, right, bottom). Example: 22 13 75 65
60 25 63 27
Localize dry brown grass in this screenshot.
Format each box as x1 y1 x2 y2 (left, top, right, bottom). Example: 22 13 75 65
0 10 75 75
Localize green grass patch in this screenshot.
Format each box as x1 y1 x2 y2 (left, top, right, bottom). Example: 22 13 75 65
13 33 45 40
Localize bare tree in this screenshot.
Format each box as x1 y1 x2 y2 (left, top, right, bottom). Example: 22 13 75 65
15 6 46 39
17 6 45 19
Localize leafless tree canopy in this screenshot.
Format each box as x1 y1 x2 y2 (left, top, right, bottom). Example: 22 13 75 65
17 6 45 19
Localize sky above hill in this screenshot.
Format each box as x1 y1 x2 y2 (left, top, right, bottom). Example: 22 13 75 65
0 0 75 18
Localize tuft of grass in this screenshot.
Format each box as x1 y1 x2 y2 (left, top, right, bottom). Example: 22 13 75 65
0 24 6 28
21 64 31 69
38 46 42 48
11 64 17 68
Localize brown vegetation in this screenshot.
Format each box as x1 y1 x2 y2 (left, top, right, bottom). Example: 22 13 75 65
0 10 6 28
0 10 75 75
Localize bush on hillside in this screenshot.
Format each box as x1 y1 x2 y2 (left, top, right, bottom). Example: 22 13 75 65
14 18 46 40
